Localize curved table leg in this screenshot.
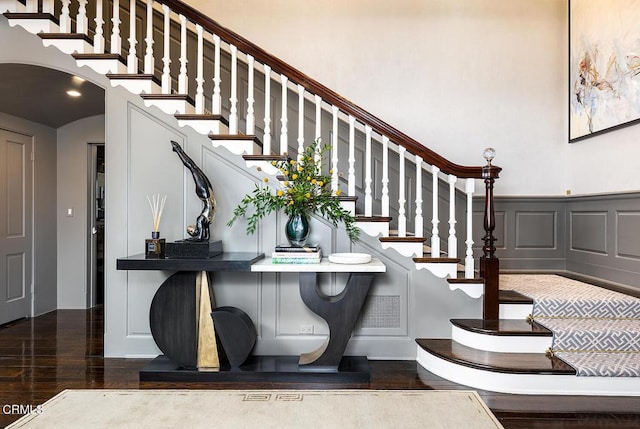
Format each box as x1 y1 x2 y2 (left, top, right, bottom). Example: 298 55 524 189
298 272 374 371
149 271 219 370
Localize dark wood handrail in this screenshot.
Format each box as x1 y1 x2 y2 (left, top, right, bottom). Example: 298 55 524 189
160 0 492 178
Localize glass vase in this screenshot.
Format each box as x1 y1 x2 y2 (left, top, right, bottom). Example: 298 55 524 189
285 213 310 247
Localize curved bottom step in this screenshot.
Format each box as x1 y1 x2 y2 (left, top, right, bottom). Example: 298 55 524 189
416 339 640 396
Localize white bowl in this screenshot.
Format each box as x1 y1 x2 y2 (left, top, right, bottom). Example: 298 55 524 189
328 253 372 264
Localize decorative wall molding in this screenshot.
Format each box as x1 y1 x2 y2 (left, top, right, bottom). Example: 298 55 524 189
477 193 640 291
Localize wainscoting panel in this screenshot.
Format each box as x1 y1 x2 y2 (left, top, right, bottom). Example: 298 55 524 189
481 194 640 291
515 211 556 249
474 197 566 271
570 211 607 255
566 193 640 290
616 211 640 260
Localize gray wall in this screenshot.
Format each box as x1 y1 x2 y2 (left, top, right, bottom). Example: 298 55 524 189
57 115 105 309
103 93 482 359
474 194 640 292
0 112 58 316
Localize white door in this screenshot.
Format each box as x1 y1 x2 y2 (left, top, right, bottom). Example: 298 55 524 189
0 128 33 324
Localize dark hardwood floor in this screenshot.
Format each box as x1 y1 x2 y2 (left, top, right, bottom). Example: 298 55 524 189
1 308 639 428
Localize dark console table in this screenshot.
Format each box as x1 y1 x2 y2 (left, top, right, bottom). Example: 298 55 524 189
116 252 386 383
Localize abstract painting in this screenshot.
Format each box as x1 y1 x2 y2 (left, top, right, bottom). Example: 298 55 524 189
569 0 640 142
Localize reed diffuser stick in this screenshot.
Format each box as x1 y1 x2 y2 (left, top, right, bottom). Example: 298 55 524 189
146 194 167 232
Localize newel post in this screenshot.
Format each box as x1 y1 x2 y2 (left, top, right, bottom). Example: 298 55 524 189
480 148 501 320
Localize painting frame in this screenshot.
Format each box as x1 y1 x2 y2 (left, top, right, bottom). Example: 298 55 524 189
569 0 640 142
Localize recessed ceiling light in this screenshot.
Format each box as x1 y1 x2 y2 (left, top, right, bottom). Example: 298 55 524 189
72 76 85 84
66 90 82 97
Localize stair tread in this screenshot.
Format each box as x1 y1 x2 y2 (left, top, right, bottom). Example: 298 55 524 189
4 12 59 24
39 32 92 43
447 277 484 284
380 236 426 243
450 318 553 336
413 257 460 263
242 154 288 161
213 134 260 141
416 338 575 375
73 52 124 60
106 73 157 80
499 290 534 304
355 216 392 222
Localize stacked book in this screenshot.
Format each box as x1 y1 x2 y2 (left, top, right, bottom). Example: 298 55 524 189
271 244 322 264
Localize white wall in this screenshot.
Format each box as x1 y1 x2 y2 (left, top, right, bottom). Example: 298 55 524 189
56 115 105 309
186 0 568 195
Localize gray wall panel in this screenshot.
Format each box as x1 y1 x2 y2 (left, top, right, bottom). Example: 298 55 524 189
480 194 640 291
570 212 607 254
617 212 640 259
515 211 556 249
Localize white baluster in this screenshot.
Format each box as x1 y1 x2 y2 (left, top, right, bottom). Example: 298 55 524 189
212 34 221 115
110 0 121 55
465 178 475 279
314 95 322 170
127 0 137 73
279 75 288 155
246 55 255 135
77 0 88 34
60 0 71 33
42 0 54 14
161 5 171 94
296 84 305 163
93 0 105 53
178 15 188 94
364 126 373 217
144 0 154 74
348 115 356 197
195 25 205 114
331 105 339 193
228 45 238 134
398 146 407 237
448 174 458 258
381 136 390 218
414 155 423 237
431 165 441 257
262 65 272 154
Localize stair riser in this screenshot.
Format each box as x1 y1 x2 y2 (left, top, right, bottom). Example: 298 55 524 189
451 325 551 353
356 222 389 238
380 241 422 258
142 98 195 115
42 39 91 55
179 120 228 135
8 19 59 34
416 346 640 396
76 59 127 75
499 303 532 320
110 79 160 95
415 262 456 279
339 201 356 217
447 282 483 299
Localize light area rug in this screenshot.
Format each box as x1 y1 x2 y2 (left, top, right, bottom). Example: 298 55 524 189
7 389 504 429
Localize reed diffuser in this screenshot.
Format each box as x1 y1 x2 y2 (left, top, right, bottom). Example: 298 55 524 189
145 194 167 258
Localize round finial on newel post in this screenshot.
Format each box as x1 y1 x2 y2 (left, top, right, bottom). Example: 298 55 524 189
483 147 496 166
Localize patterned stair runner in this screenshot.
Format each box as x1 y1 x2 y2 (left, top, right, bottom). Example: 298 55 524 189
500 274 640 377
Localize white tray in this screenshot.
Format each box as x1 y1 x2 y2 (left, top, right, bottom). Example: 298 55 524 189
328 253 372 264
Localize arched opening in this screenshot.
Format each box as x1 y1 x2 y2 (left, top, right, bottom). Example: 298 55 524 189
0 63 105 323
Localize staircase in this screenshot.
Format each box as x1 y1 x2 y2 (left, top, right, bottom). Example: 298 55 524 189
1 0 510 389
417 282 640 396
